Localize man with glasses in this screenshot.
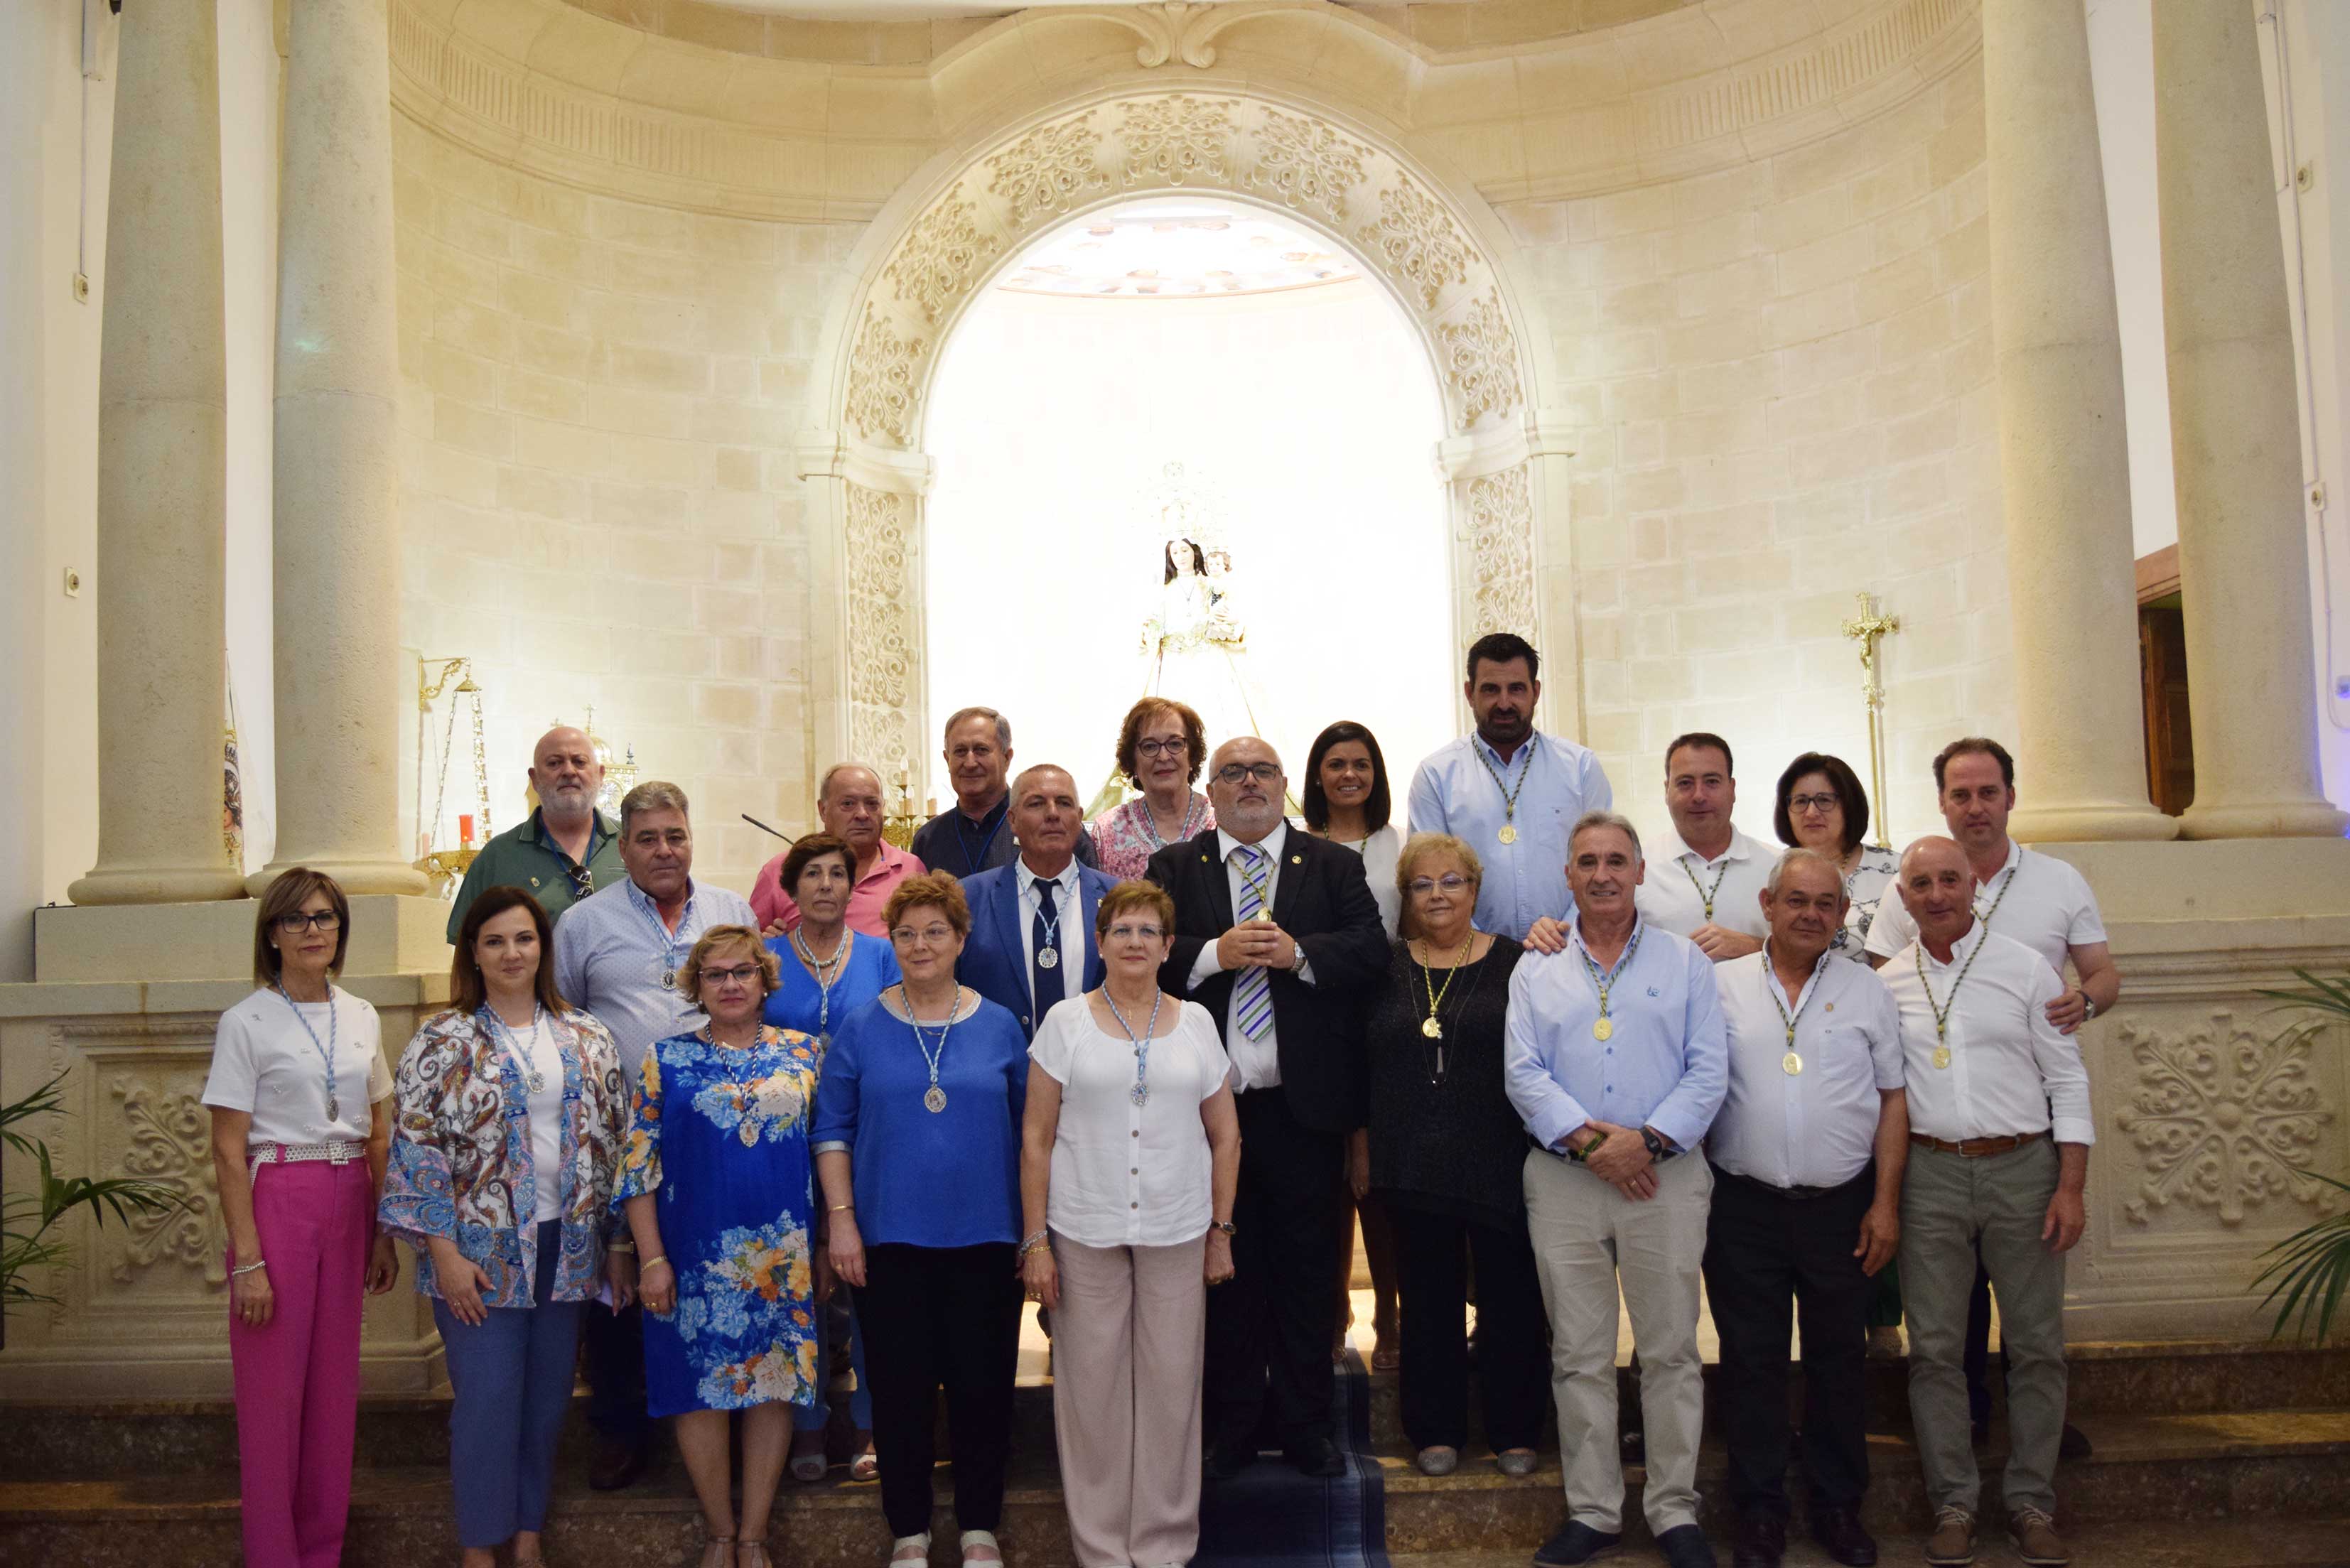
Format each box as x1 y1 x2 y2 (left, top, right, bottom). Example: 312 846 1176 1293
1147 737 1389 1481
959 765 1117 1039
444 725 622 941
552 781 757 1493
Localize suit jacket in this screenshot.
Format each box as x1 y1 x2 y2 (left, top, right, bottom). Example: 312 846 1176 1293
911 803 1101 880
1146 827 1389 1133
959 860 1118 1039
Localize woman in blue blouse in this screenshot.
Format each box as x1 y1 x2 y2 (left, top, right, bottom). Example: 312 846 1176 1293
763 832 898 1482
814 871 1028 1568
618 925 827 1568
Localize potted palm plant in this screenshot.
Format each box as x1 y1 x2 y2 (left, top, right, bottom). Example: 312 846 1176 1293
2251 970 2350 1344
2 1071 185 1337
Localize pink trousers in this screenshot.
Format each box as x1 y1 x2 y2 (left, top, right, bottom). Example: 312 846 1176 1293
229 1158 372 1568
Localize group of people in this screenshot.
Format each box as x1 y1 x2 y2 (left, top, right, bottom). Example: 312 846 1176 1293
200 630 2104 1568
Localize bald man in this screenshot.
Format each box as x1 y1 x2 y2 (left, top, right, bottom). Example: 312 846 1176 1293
445 725 623 941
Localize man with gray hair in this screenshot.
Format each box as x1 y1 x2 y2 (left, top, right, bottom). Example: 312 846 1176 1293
911 705 1101 880
755 761 925 935
445 724 624 940
1505 809 1725 1568
553 779 757 1491
1703 847 1906 1568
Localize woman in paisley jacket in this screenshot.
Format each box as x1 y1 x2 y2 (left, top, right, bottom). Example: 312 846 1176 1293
618 924 829 1568
379 885 632 1568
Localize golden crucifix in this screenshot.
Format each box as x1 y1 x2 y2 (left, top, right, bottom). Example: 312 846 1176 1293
1840 592 1900 845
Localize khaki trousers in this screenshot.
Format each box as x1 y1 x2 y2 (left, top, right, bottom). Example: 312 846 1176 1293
1524 1148 1713 1535
1049 1232 1209 1568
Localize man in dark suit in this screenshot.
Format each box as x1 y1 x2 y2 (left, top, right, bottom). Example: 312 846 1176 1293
960 764 1117 1039
1148 735 1389 1480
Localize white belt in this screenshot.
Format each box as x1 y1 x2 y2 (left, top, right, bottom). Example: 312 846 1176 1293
249 1140 366 1176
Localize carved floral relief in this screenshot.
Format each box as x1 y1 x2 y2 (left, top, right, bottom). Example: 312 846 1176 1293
2115 1012 2338 1226
1467 465 1537 640
1249 110 1370 225
107 1076 225 1285
1116 95 1238 189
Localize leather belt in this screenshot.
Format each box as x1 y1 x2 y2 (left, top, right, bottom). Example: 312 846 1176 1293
1909 1130 2044 1159
249 1140 366 1176
1710 1162 1865 1201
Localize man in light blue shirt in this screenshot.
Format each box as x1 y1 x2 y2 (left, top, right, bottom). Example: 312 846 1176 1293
1406 632 1612 941
1504 811 1725 1568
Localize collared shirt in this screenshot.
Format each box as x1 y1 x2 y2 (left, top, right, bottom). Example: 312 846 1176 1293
1865 840 2107 978
552 875 760 1078
1878 921 2095 1145
1019 858 1089 1019
1635 827 1778 945
762 840 923 938
445 809 622 943
1184 821 1315 1091
1406 731 1613 941
1502 918 1727 1153
1708 946 1904 1188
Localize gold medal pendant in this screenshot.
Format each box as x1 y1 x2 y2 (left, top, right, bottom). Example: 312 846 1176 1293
1782 1051 1802 1076
924 1085 947 1113
1498 823 1518 845
1255 909 1274 922
1421 1016 1443 1039
1933 1047 1951 1071
1594 1017 1613 1042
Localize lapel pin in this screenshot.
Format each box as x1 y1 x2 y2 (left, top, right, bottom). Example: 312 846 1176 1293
1290 855 1302 865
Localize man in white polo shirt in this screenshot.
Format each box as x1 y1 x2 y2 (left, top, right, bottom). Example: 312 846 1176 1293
1878 837 2091 1568
1637 732 1774 961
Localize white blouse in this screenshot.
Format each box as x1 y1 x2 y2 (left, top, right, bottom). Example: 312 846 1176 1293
203 986 394 1148
1327 821 1403 939
1029 995 1230 1249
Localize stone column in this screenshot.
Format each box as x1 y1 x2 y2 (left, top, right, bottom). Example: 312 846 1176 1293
1980 0 2175 843
2156 1 2348 839
68 1 249 906
249 0 425 896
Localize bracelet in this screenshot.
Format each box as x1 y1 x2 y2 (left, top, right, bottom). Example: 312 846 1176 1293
607 1238 635 1253
828 1202 854 1213
640 1255 670 1273
1017 1229 1050 1259
231 1260 268 1277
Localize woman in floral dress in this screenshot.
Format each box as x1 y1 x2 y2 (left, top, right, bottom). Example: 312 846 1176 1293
618 924 829 1568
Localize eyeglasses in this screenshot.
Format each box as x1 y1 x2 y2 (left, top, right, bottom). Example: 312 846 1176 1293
1789 794 1841 815
1135 737 1189 759
1106 923 1167 942
1407 875 1472 896
702 964 763 987
273 911 342 934
1214 762 1282 784
891 924 959 946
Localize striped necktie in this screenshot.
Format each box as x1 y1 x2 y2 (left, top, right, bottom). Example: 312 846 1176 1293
1229 843 1273 1041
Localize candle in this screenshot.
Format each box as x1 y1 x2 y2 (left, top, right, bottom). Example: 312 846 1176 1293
459 813 475 848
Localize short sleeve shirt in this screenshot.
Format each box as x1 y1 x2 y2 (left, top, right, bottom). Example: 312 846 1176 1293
1030 996 1230 1248
203 987 393 1147
1865 841 2106 978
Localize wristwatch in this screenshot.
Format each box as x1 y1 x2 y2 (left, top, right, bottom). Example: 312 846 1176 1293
1639 1126 1676 1163
1288 939 1308 975
2079 990 2098 1021
1212 1219 1237 1237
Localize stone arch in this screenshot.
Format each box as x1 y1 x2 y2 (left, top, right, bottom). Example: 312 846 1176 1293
797 86 1576 788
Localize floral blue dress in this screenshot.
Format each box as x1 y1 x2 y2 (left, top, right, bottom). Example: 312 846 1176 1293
615 1026 822 1416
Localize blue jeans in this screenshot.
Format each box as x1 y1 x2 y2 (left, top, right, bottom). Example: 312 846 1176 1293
434 1221 586 1548
794 1287 874 1432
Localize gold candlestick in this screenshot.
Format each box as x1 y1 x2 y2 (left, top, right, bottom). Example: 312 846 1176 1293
1840 592 1901 845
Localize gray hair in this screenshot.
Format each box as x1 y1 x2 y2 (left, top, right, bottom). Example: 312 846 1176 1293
1010 762 1076 799
619 780 690 833
942 705 1010 750
1568 809 1643 863
818 762 883 804
1767 846 1848 900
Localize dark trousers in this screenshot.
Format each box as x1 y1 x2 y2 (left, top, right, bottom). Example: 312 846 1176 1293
1209 1088 1344 1451
1386 1197 1548 1453
436 1221 584 1548
1701 1164 1875 1515
860 1241 1023 1538
583 1297 647 1447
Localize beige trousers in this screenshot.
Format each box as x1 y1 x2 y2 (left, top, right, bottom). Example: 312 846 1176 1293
1524 1148 1713 1535
1050 1231 1209 1568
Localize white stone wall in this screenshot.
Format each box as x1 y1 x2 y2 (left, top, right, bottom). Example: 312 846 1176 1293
1506 66 2008 845
389 118 861 892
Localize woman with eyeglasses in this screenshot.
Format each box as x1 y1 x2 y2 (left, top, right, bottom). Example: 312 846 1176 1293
1363 833 1546 1478
1018 880 1239 1568
615 925 828 1568
204 868 403 1568
379 885 632 1568
1091 697 1217 880
762 831 898 1483
1772 752 1899 965
812 872 1030 1568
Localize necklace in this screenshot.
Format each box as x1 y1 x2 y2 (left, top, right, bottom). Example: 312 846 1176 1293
956 802 1009 875
271 983 341 1123
1679 850 1732 921
1973 855 2021 928
1142 792 1204 849
1233 844 1276 922
1914 931 1988 1070
1031 874 1064 969
1101 986 1165 1106
633 885 696 990
1413 932 1473 1041
792 927 848 1047
1576 924 1644 1042
1764 948 1826 1076
480 1002 549 1093
1473 739 1536 845
898 983 958 1113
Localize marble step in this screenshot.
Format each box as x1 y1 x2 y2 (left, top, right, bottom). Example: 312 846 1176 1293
1389 1520 2350 1568
0 1407 2344 1568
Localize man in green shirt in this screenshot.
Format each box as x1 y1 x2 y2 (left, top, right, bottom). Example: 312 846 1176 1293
445 725 624 941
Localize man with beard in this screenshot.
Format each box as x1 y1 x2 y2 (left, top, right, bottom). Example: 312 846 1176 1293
910 706 1100 880
1406 633 1612 941
445 725 623 940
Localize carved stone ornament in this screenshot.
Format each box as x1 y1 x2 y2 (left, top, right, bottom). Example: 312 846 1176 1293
2115 1012 2339 1226
1467 464 1536 639
108 1075 226 1284
984 114 1107 232
843 306 928 448
845 484 915 716
883 192 1005 327
1116 95 1238 189
1358 179 1472 313
1248 109 1371 225
1436 291 1524 433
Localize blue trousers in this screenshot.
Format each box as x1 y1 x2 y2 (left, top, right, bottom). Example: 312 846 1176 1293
794 1288 874 1433
435 1221 586 1549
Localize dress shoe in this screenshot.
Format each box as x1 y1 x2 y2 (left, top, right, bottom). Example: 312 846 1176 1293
1531 1520 1622 1566
1655 1523 1716 1568
1494 1447 1538 1477
1730 1510 1784 1568
2008 1506 2069 1567
1414 1444 1459 1476
1287 1434 1344 1478
588 1436 649 1491
1809 1503 1877 1566
2058 1422 2092 1459
1924 1505 1976 1567
1203 1439 1255 1481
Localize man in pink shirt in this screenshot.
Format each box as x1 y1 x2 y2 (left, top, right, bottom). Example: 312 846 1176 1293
754 762 923 936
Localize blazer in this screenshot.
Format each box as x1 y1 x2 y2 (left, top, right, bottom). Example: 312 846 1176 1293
959 860 1119 1037
1145 826 1389 1133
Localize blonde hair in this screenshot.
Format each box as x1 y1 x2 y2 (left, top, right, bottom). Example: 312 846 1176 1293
1395 832 1483 940
677 924 780 1003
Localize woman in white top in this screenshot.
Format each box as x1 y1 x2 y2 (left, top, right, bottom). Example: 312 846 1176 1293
1301 720 1403 1372
203 867 401 1568
1019 879 1239 1568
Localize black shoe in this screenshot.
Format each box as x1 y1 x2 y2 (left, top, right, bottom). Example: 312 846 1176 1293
1656 1524 1716 1568
1286 1434 1344 1477
2059 1421 2093 1459
1531 1520 1623 1566
1809 1503 1878 1567
587 1435 649 1491
1203 1439 1256 1481
1731 1512 1786 1568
